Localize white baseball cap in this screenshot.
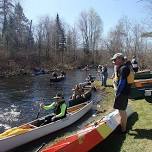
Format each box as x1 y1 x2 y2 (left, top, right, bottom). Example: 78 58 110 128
111 53 124 61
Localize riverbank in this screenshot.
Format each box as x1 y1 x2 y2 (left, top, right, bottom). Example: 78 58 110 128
0 63 76 78
11 78 152 152
91 79 152 152
41 79 152 152
0 62 98 78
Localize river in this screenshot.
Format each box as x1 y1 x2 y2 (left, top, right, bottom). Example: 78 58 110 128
0 68 113 152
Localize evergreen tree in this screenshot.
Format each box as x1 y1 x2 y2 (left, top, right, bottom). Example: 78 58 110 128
55 14 66 62
0 0 14 36
3 2 34 58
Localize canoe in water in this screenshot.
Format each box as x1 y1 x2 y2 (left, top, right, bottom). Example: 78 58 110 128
41 106 133 152
0 101 93 152
50 75 65 82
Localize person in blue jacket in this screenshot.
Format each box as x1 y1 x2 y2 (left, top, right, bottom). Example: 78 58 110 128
111 53 131 134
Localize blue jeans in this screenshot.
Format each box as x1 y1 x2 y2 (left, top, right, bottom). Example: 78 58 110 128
102 73 108 86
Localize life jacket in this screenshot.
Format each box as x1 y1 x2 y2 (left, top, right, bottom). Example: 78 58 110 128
54 100 67 118
127 66 134 84
116 63 134 85
125 61 135 84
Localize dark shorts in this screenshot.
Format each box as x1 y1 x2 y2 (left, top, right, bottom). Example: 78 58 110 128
113 94 128 110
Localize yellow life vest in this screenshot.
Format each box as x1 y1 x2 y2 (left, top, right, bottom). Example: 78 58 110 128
115 65 134 85
127 66 135 84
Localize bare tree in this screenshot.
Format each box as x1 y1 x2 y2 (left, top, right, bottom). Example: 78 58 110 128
35 21 44 65
78 9 103 64
43 16 51 60
66 25 78 63
132 23 145 54
106 19 126 54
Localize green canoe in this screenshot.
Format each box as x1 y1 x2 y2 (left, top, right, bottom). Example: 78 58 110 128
129 87 152 103
135 70 152 79
129 86 145 100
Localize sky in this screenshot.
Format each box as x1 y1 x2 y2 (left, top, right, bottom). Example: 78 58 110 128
22 0 147 34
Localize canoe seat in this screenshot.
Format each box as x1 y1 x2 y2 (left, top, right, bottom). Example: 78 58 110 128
67 103 86 113
20 124 37 129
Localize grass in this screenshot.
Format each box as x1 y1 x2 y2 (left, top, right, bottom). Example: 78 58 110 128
39 79 152 152
91 79 152 152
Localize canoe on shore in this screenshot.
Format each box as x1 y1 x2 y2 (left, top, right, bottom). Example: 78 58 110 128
129 87 145 100
144 89 152 103
134 78 152 88
0 101 93 152
135 70 152 80
50 75 65 82
41 106 133 152
129 87 152 103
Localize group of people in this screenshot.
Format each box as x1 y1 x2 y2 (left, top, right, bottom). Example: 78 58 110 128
39 54 139 134
40 74 95 124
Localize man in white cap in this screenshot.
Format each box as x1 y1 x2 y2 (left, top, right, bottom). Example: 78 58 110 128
111 53 131 133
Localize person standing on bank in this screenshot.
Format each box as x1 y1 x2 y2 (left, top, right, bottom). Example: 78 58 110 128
101 65 108 87
111 53 131 133
41 93 67 122
131 55 138 72
97 65 102 83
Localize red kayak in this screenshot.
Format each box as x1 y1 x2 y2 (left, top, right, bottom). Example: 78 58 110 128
41 106 133 152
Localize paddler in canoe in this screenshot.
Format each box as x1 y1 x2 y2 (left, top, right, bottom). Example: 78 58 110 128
52 71 58 79
86 74 94 83
71 84 84 100
41 93 67 123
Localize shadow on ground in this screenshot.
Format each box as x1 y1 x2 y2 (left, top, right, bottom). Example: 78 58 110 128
129 128 152 140
90 112 139 152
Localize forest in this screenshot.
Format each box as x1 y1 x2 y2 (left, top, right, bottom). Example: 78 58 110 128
0 0 152 77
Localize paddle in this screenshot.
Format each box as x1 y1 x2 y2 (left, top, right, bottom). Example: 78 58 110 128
35 143 46 152
36 101 44 119
36 106 41 119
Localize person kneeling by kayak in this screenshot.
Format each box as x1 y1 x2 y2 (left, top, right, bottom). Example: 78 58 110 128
41 93 67 123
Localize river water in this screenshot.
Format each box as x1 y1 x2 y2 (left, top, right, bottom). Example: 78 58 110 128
0 68 113 152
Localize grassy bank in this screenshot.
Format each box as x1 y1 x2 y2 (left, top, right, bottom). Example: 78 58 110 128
91 79 152 152
37 79 151 152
